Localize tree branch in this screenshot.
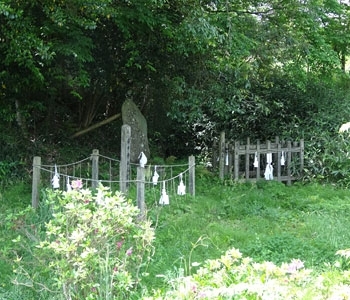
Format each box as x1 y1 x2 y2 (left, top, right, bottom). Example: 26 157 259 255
71 113 121 138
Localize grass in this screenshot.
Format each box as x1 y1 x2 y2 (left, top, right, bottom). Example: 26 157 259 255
0 182 32 294
2 175 350 297
143 178 350 291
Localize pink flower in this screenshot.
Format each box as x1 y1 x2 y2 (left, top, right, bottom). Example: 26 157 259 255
126 247 133 256
198 291 207 298
116 241 123 250
71 179 83 190
287 259 304 274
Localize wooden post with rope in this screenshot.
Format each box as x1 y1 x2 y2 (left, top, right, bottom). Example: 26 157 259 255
91 149 99 189
120 125 131 193
32 156 41 208
189 155 195 196
137 166 146 220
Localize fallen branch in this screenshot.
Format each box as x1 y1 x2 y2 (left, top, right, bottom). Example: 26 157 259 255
71 113 121 138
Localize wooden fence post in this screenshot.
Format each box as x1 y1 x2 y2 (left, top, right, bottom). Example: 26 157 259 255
287 141 292 185
245 137 250 180
234 140 240 181
219 131 225 180
120 125 131 193
189 155 195 196
228 144 233 175
225 143 229 176
256 140 261 180
212 140 218 169
91 149 99 189
300 139 304 176
32 156 41 208
137 166 145 220
277 137 281 182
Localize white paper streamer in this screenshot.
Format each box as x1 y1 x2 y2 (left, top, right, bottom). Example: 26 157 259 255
264 164 274 180
253 152 259 168
66 176 72 192
96 188 104 205
152 166 159 185
266 153 272 164
264 153 273 180
52 164 60 189
159 181 169 205
281 151 285 166
177 173 186 195
139 152 147 168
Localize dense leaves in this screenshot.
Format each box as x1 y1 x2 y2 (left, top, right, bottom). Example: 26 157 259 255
1 0 350 184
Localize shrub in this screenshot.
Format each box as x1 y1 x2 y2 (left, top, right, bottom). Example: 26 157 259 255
303 131 350 187
146 247 350 299
0 160 26 189
12 184 155 300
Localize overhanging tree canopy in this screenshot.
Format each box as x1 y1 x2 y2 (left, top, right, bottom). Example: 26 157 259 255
1 0 350 156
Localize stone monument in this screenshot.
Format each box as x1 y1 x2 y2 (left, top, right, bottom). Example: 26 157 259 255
122 99 150 163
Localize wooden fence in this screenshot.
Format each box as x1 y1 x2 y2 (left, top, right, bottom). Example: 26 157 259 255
32 125 196 217
213 132 304 185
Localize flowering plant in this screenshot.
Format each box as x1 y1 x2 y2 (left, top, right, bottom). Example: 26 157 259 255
13 185 155 300
147 248 350 299
70 179 83 190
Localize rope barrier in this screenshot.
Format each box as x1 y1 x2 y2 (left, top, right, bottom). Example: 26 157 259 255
36 160 194 185
40 157 91 168
97 153 121 162
32 147 195 209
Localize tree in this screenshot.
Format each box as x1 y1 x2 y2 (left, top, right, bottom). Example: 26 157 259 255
167 0 350 152
0 0 196 140
2 0 350 160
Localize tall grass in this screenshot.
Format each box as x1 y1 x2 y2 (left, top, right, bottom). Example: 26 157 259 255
143 178 350 291
0 183 32 297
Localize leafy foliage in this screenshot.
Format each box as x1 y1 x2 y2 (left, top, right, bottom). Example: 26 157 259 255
10 184 155 299
146 247 350 299
2 0 350 163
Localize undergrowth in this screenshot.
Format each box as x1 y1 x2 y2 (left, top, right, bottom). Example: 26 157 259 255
1 177 350 298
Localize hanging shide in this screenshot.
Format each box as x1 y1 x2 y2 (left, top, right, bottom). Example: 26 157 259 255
215 133 304 185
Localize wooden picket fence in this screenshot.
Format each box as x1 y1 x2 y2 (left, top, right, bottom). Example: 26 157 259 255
213 132 304 185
